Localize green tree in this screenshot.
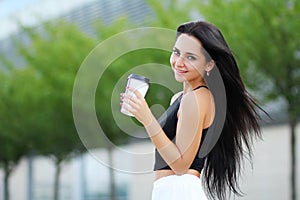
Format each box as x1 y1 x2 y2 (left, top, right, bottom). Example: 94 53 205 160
193 0 300 199
0 67 42 200
14 20 96 200
0 71 22 200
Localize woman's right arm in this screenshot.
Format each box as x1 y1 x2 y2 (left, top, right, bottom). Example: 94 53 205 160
124 88 211 174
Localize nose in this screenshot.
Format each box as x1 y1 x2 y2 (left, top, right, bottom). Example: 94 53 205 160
175 56 185 67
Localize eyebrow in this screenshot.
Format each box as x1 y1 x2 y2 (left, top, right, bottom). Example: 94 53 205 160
173 47 200 57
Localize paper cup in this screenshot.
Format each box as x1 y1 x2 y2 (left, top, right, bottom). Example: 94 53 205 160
121 74 150 116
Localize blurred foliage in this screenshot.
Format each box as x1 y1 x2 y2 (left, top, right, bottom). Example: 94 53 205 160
14 20 96 161
0 20 97 200
194 0 300 111
0 66 47 200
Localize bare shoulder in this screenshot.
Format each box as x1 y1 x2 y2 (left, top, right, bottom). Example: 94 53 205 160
180 88 214 112
179 88 215 128
182 88 212 102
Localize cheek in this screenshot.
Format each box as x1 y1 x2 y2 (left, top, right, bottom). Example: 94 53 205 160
170 55 176 67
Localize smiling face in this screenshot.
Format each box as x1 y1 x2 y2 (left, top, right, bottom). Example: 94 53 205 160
170 34 211 88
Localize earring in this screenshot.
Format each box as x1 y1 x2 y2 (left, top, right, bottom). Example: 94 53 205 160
206 71 210 76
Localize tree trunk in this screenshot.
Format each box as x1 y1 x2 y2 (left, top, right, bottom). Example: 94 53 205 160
54 160 62 200
3 163 11 200
27 153 34 200
108 147 116 200
289 118 297 200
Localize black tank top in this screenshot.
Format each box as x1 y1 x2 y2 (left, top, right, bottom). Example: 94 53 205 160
153 86 208 172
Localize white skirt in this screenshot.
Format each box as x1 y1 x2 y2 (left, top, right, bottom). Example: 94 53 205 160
151 174 208 200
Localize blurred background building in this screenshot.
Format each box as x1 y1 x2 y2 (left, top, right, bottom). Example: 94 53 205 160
0 0 154 68
0 0 299 200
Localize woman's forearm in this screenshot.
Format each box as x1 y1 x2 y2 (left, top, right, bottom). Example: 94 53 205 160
145 114 188 174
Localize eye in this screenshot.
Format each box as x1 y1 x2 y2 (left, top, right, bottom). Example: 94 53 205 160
172 48 180 56
187 55 196 60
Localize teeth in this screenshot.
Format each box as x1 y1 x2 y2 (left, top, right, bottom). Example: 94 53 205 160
177 69 187 73
173 67 187 74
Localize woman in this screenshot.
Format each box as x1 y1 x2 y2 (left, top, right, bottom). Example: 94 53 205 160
121 21 262 200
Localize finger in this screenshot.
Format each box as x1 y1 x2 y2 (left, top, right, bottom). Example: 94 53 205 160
122 102 137 115
120 93 124 101
122 93 137 103
126 87 144 99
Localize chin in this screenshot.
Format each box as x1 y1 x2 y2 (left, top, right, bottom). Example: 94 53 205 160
174 74 185 82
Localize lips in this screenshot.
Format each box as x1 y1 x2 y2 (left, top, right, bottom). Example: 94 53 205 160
174 68 188 74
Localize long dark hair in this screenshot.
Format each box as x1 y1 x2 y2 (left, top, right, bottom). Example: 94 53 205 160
176 21 262 199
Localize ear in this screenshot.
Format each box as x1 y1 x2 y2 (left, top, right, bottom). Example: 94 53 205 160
205 60 215 73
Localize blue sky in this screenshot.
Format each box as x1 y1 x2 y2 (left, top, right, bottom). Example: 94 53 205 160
0 0 39 39
0 0 37 18
0 0 90 39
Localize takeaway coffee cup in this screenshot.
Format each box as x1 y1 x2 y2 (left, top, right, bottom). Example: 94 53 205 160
121 74 150 116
